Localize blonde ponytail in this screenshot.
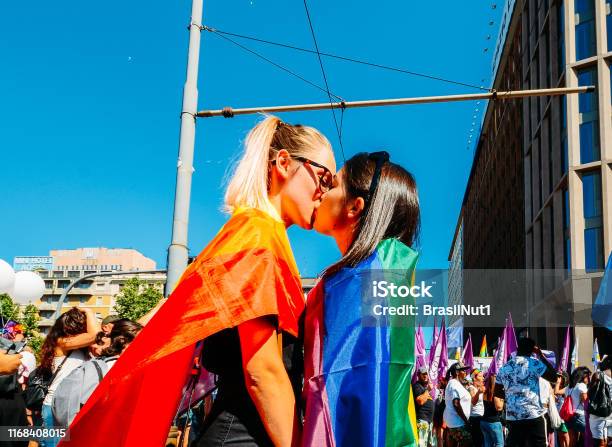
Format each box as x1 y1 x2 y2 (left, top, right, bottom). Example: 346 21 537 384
224 114 332 215
224 115 280 215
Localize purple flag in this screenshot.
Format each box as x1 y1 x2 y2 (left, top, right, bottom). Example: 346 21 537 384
428 319 448 398
417 324 428 366
487 330 507 378
505 313 518 357
462 333 474 370
413 324 428 383
560 325 570 372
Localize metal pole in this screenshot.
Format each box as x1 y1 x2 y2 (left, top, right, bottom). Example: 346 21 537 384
52 270 167 321
165 0 203 297
197 86 593 118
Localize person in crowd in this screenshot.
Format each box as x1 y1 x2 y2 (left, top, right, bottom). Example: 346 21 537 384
64 115 336 447
302 151 421 446
554 372 571 447
100 315 120 336
538 377 555 446
0 343 26 447
433 376 448 447
38 307 99 447
99 319 142 369
413 367 435 447
89 332 108 358
480 374 504 447
567 366 591 446
495 337 558 447
443 362 473 447
589 356 612 447
467 369 485 447
0 352 22 375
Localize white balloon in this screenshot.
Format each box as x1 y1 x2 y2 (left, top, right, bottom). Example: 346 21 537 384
0 259 16 294
11 271 45 304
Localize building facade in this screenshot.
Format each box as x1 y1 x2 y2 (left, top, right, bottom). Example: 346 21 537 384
450 0 612 365
14 248 161 334
522 0 611 360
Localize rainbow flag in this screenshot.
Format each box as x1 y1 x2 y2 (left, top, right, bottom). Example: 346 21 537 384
61 208 304 446
479 335 488 357
302 239 419 447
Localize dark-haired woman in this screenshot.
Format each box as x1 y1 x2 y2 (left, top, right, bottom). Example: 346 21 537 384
567 366 591 447
302 152 421 446
38 307 98 447
99 319 142 368
480 374 504 447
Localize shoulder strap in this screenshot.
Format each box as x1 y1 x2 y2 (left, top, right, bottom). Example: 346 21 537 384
50 351 72 383
92 361 104 383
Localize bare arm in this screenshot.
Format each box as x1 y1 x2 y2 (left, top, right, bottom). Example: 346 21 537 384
452 398 470 426
493 396 504 412
469 386 482 406
415 390 431 406
137 298 167 326
59 308 99 351
0 353 22 374
238 318 296 447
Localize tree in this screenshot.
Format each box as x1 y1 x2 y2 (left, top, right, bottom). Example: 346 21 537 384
21 304 40 337
0 294 19 325
113 277 163 321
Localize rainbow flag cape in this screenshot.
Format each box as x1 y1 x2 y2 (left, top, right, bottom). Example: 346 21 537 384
302 239 419 447
479 335 488 357
61 208 304 446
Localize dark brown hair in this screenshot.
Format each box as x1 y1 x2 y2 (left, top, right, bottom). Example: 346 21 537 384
101 319 142 357
323 152 420 277
39 307 88 375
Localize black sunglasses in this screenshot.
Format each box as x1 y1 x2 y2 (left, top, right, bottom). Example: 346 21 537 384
272 155 334 193
365 151 390 204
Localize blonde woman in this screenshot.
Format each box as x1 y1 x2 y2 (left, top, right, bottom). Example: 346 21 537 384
64 115 336 447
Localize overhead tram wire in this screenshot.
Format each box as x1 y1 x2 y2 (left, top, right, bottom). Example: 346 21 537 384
302 0 346 162
202 25 491 93
207 29 345 104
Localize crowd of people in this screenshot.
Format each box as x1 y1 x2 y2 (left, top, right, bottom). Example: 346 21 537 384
0 307 149 447
412 337 612 447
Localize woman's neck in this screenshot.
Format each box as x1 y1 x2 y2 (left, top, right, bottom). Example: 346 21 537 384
333 225 355 255
265 193 288 227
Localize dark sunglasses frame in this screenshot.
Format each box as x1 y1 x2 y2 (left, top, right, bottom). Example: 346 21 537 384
271 155 334 192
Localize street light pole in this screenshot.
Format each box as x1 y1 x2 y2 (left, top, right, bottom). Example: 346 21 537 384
165 0 204 297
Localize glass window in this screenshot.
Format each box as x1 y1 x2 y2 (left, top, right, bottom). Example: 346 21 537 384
560 96 568 174
577 68 600 163
607 0 611 51
558 1 565 78
563 188 571 272
575 0 597 60
582 171 604 270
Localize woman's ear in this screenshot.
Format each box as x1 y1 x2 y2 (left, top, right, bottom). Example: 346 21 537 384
347 196 365 220
271 149 291 180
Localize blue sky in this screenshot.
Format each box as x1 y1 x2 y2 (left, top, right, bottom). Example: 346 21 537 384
1 0 503 277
